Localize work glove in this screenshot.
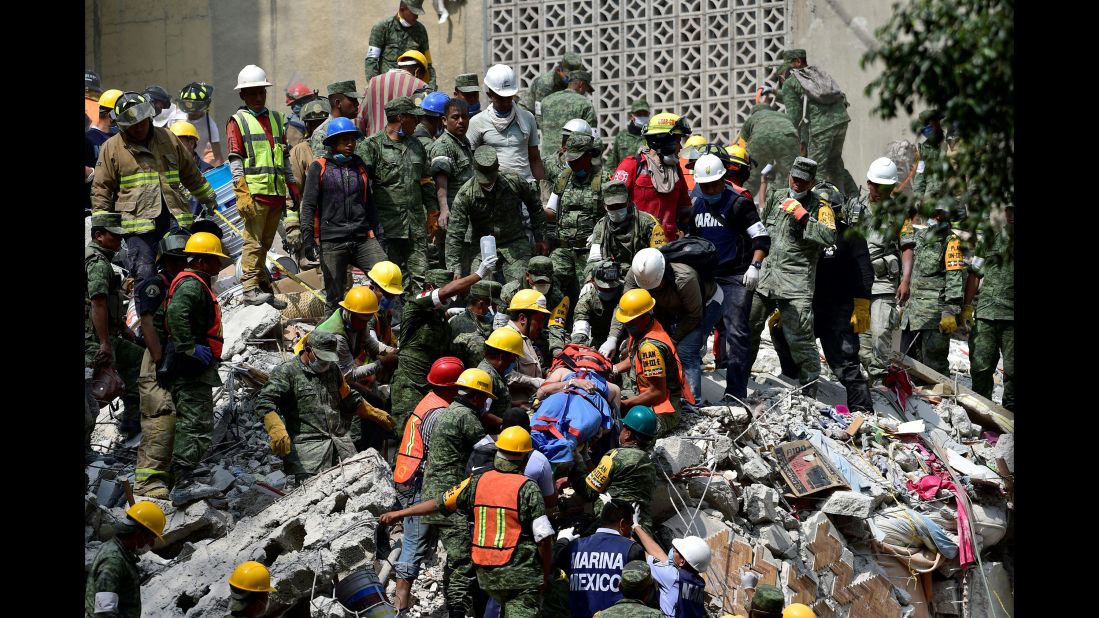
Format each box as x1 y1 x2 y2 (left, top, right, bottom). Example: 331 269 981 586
939 313 958 335
192 344 213 367
850 298 871 334
263 411 292 456
232 177 257 220
598 337 618 359
283 225 302 254
742 263 760 292
961 304 974 330
356 401 396 431
767 309 782 330
781 198 809 222
476 254 499 279
304 244 320 263
426 209 441 241
446 307 464 318
557 526 579 543
632 502 642 528
202 197 218 217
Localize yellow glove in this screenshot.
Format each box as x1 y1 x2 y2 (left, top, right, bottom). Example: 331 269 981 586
850 298 871 334
961 304 974 329
939 314 958 335
233 176 257 220
356 401 396 431
262 411 292 456
767 309 782 330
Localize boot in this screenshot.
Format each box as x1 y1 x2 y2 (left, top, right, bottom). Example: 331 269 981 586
393 578 413 611
242 288 273 306
258 279 288 310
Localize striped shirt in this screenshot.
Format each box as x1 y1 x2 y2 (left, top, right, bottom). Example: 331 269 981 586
358 69 427 137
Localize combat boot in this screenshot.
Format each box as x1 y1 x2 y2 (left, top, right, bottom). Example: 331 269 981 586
242 288 273 306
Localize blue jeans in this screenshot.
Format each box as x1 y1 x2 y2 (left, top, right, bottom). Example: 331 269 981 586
394 483 437 581
716 276 753 400
676 295 725 402
124 207 178 283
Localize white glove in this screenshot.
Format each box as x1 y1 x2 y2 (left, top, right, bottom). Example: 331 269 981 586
476 254 499 279
492 312 510 329
632 502 642 528
598 337 618 359
742 264 760 292
557 526 580 542
446 307 464 318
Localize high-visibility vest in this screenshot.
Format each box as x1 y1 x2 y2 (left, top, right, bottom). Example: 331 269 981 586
232 109 287 197
392 392 449 484
471 470 530 566
165 271 224 358
628 319 695 414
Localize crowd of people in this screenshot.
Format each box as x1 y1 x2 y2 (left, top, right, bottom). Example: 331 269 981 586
84 1 1014 616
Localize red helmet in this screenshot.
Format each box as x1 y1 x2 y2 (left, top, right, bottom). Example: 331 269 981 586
285 82 311 104
427 357 465 387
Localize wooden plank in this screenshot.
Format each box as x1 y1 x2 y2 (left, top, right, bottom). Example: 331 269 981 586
845 415 864 437
897 354 1014 433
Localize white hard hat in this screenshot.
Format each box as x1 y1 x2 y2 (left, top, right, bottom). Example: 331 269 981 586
235 65 272 90
563 118 593 137
484 64 519 97
866 157 898 185
693 154 726 184
671 536 712 572
631 248 666 290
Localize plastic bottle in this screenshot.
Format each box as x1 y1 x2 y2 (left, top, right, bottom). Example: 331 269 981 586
480 235 497 262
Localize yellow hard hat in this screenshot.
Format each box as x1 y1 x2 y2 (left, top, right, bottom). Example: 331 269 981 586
126 501 166 539
367 261 405 295
228 561 278 593
615 288 656 323
455 367 494 396
496 426 533 454
339 286 379 315
485 327 524 356
644 112 690 137
170 121 200 140
507 289 551 314
783 604 816 618
397 49 429 72
684 135 708 149
99 89 124 110
725 144 750 168
184 231 229 259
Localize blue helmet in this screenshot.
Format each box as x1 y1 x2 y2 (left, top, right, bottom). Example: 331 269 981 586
419 91 450 117
323 117 361 145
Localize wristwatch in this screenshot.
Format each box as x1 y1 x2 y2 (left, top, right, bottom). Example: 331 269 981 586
751 260 763 269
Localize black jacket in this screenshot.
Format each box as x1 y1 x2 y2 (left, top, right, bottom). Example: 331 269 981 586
300 154 380 246
814 216 874 307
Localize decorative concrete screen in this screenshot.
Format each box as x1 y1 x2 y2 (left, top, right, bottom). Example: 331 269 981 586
484 0 789 145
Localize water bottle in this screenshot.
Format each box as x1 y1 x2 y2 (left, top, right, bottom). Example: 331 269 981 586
480 235 497 262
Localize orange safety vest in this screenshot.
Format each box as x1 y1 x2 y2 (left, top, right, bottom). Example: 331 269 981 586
471 470 530 566
165 271 224 358
392 392 449 484
629 319 695 414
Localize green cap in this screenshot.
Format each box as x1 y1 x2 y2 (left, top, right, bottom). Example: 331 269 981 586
601 179 629 205
455 73 480 93
783 49 807 62
564 133 595 162
427 269 453 288
592 260 623 290
327 80 358 98
385 95 424 117
562 52 584 71
751 584 785 613
619 560 652 597
473 145 499 184
570 69 595 91
790 156 818 181
401 0 425 16
470 280 502 301
918 109 943 124
306 330 340 362
630 98 651 114
300 99 331 122
526 256 554 282
90 212 125 235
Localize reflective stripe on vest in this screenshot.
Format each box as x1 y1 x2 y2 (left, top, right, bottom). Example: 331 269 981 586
674 567 707 618
122 218 157 234
629 320 695 414
233 110 287 197
393 392 449 484
566 531 635 617
472 470 529 566
165 272 224 358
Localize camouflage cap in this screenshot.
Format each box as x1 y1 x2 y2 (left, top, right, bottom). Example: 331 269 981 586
90 212 125 235
300 98 331 122
426 268 453 288
385 95 425 117
473 145 500 183
306 330 340 362
630 98 652 113
592 260 624 290
455 73 480 93
562 52 584 71
619 560 652 596
570 69 595 91
790 156 818 181
601 179 629 205
526 256 554 282
750 584 785 613
783 49 807 62
401 0 426 16
470 279 502 301
327 80 359 99
564 133 596 161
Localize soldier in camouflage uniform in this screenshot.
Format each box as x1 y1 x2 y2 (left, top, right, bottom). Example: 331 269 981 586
501 257 571 359
85 213 143 444
521 51 585 126
285 98 331 267
588 180 667 278
595 560 665 618
549 133 610 297
747 157 838 395
254 331 395 480
445 145 547 282
737 95 800 198
964 206 1013 410
571 260 624 347
607 98 651 170
357 96 438 294
449 279 502 338
539 69 597 163
309 81 360 162
429 97 476 277
411 92 448 269
364 0 437 89
86 503 166 618
899 201 966 376
912 109 948 203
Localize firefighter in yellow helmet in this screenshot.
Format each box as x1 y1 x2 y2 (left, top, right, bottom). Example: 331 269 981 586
611 112 693 239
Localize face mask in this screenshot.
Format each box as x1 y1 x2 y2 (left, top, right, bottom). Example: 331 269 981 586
573 168 589 181
661 153 678 166
607 207 630 223
483 398 494 414
533 282 551 295
378 296 392 311
333 153 352 164
560 74 571 85
789 188 808 199
308 358 332 373
468 102 481 115
398 16 413 27
920 126 934 138
503 361 517 375
597 289 619 302
493 107 510 118
701 191 723 203
397 127 407 138
633 115 649 129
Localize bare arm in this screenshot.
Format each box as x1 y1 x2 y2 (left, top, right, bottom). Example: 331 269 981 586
963 271 980 308
632 520 668 562
529 146 545 181
378 498 440 525
539 537 554 590
621 375 668 409
897 245 915 304
434 173 450 227
140 315 163 364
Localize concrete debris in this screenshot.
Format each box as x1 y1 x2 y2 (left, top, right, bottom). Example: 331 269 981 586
965 561 1013 618
743 484 780 524
992 432 1014 474
758 523 796 559
686 475 738 521
821 490 875 519
220 302 282 359
654 436 705 476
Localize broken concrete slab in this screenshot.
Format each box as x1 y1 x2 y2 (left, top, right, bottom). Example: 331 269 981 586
743 484 780 524
210 466 237 493
738 446 773 483
161 499 234 547
220 303 282 359
657 509 730 548
96 480 123 509
965 561 1013 618
821 490 875 519
992 432 1014 474
654 436 705 476
759 523 796 559
686 475 738 521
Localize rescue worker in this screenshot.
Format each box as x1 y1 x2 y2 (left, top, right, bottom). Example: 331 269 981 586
145 84 180 128
912 109 948 202
286 98 331 267
503 289 553 407
177 81 224 166
607 98 651 170
91 91 218 283
170 122 214 176
132 230 191 498
304 287 395 388
588 179 667 279
523 51 585 127
748 584 786 617
571 260 624 347
592 560 664 618
413 90 448 148
680 134 709 192
612 112 692 240
380 426 555 618
633 526 710 618
501 257 571 359
548 132 608 294
469 64 546 189
481 327 526 425
86 69 104 128
453 73 482 114
226 64 301 309
539 69 597 163
310 80 360 161
446 145 548 282
360 50 430 137
429 97 475 276
85 502 167 618
364 261 405 363
357 95 438 294
611 289 695 434
687 154 770 402
162 232 229 506
88 88 123 155
391 357 466 612
227 561 277 618
737 88 799 197
364 0 437 89
748 157 837 396
283 81 315 148
85 212 143 444
300 117 387 315
553 498 646 618
964 205 1013 410
449 279 502 338
542 118 594 202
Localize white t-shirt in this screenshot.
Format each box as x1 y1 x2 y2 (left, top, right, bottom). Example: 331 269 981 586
467 106 540 182
190 112 221 154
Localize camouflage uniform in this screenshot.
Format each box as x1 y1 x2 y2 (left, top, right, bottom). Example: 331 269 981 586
550 133 609 292
572 443 656 535
428 129 476 275
522 52 584 127
85 537 142 618
571 281 618 346
589 181 667 277
390 271 455 437
453 331 487 369
411 122 444 269
607 98 651 170
968 230 1014 409
479 359 512 424
597 597 664 618
747 158 837 390
738 103 800 197
538 79 597 162
309 81 361 163
449 280 501 338
364 13 437 90
899 222 965 375
913 137 948 203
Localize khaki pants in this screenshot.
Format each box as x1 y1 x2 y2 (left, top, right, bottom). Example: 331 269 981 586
240 199 284 291
135 349 176 495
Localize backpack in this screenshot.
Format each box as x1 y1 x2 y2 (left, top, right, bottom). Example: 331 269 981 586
658 236 720 280
790 66 846 105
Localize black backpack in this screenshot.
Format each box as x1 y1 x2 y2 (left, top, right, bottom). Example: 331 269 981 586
658 236 719 280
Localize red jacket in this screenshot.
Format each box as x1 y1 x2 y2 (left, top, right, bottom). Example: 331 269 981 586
612 153 691 240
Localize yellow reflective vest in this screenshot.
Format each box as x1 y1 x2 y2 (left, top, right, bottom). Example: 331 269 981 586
231 109 288 197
